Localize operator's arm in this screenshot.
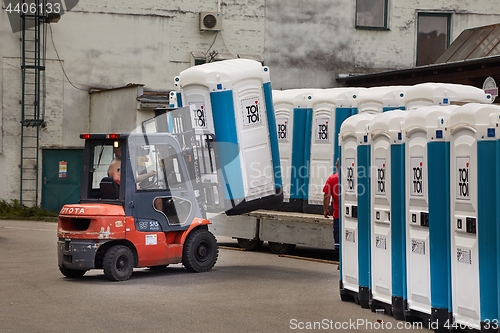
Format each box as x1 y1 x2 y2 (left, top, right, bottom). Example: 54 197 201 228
136 170 156 182
323 193 331 218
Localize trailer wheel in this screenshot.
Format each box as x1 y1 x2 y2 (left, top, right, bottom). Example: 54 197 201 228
59 265 87 278
182 229 218 272
236 238 263 251
268 242 296 254
103 245 134 281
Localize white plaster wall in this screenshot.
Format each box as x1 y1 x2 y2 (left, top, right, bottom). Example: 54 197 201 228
265 0 500 89
1 0 500 204
1 58 64 201
89 86 149 134
0 0 265 204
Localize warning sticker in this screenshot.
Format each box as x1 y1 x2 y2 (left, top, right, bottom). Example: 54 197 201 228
375 236 386 250
59 161 67 178
411 239 425 255
345 230 355 243
456 247 472 265
241 96 262 127
146 234 157 246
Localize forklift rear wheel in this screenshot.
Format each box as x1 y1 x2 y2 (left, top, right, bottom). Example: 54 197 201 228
103 245 134 281
268 242 296 254
236 238 263 251
59 265 87 278
182 229 218 272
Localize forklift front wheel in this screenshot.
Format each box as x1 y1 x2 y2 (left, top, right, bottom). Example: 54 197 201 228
59 265 87 278
182 229 219 273
103 245 135 281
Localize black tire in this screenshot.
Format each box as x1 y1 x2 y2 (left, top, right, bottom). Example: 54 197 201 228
236 238 263 251
103 245 134 281
268 241 296 254
59 265 87 278
182 229 218 272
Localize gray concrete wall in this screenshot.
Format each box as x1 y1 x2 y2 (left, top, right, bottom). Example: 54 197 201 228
265 0 500 90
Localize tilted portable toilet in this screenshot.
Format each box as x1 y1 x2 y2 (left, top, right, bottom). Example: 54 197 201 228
368 110 408 320
176 59 282 215
448 103 500 331
401 105 456 329
404 82 493 110
339 113 375 309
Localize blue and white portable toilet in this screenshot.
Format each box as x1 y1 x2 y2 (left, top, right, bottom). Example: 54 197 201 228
302 88 365 214
272 89 321 212
273 89 311 211
355 86 409 113
401 105 456 329
448 103 500 331
339 113 375 309
404 82 493 110
368 110 408 320
176 59 282 215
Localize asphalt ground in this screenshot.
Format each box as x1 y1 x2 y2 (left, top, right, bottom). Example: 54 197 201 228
0 219 431 333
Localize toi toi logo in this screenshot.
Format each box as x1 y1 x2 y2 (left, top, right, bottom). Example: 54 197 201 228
3 0 80 33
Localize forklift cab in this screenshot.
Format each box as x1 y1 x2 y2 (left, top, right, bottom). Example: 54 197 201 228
79 132 203 232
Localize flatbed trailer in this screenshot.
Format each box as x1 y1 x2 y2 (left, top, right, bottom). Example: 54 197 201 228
208 209 335 254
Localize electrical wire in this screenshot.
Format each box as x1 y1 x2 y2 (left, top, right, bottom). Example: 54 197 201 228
205 31 219 62
48 24 88 91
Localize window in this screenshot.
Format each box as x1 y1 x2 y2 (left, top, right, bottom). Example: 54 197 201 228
416 13 451 66
356 0 388 30
134 143 187 191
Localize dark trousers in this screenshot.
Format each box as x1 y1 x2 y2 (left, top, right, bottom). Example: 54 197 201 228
333 218 339 249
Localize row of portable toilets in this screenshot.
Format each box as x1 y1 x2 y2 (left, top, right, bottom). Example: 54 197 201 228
339 104 500 331
168 58 498 330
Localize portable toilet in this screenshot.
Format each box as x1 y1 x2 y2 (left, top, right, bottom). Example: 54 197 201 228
272 89 322 212
401 105 456 329
368 110 408 320
339 112 375 309
273 89 304 211
176 59 282 215
404 82 493 110
302 88 365 214
448 103 500 331
355 86 409 113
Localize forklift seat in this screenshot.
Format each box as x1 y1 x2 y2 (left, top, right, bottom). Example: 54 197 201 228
100 177 119 199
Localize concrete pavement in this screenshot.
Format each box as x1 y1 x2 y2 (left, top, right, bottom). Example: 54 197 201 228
0 219 429 333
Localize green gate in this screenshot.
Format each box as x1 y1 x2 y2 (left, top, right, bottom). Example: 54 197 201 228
41 148 83 213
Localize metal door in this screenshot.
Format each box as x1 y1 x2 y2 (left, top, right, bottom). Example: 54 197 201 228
41 148 83 213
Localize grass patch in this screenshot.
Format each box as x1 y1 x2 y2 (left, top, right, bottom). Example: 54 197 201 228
0 200 58 222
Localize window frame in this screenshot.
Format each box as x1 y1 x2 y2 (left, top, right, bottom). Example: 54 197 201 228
416 12 451 66
355 0 389 31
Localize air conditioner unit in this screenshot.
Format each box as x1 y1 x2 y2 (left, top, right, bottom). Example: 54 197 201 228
199 12 222 31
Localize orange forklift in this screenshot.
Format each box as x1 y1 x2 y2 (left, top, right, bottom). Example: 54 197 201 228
57 108 221 281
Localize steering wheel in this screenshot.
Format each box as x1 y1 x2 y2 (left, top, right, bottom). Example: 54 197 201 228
139 174 158 189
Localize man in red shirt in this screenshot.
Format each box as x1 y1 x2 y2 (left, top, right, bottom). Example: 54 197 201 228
323 159 340 250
